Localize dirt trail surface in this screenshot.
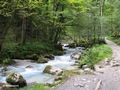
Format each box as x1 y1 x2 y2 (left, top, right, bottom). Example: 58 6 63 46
52 39 120 90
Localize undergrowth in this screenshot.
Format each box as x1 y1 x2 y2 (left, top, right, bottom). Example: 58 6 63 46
79 44 112 69
0 42 63 63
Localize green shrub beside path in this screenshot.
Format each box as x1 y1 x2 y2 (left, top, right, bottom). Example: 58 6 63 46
79 44 112 69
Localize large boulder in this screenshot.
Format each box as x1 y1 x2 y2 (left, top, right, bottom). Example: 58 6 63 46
43 65 63 75
71 53 80 60
6 72 27 87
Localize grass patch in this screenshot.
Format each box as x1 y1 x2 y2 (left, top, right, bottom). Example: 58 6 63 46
79 44 112 69
20 83 49 90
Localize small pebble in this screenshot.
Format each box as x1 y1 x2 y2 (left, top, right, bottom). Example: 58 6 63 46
82 78 86 81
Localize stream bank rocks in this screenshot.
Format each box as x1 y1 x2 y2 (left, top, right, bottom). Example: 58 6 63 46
37 55 55 63
0 66 8 72
43 65 63 75
71 53 81 60
6 72 27 87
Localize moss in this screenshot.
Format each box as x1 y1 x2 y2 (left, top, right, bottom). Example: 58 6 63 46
6 72 15 84
6 72 27 87
9 72 15 76
43 65 51 74
37 56 44 63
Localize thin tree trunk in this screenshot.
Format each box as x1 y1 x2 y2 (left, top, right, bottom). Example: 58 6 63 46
21 17 26 46
0 18 11 52
93 16 96 44
0 41 2 52
53 28 61 43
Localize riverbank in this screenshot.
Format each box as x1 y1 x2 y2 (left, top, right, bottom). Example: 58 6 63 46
0 42 64 65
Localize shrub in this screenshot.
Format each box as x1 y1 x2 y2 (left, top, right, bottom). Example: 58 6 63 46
2 58 14 65
79 44 112 69
1 42 63 60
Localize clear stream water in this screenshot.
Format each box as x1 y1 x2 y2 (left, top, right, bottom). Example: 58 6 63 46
0 45 82 84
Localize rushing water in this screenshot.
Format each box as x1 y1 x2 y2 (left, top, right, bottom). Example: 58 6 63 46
0 45 82 84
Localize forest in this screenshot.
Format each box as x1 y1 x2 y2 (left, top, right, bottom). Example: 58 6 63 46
0 0 120 67
1 0 120 90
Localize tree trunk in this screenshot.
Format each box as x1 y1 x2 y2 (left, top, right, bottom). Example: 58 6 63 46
0 40 2 53
0 17 11 52
53 28 61 43
100 0 105 40
21 17 26 46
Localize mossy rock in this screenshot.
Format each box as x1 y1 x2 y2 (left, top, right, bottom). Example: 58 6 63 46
37 56 48 63
43 65 63 75
6 72 27 87
54 76 63 81
44 54 54 60
69 43 76 48
43 65 52 74
26 53 39 60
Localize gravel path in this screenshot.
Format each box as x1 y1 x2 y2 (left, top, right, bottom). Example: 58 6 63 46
52 39 120 90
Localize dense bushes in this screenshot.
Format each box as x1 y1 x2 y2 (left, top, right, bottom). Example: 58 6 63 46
0 42 63 63
79 44 112 69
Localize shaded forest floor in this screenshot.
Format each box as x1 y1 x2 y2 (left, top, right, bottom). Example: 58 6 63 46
52 39 120 90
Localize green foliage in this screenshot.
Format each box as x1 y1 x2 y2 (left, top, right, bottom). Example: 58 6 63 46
1 42 63 60
107 37 120 45
0 0 120 65
20 83 49 90
2 58 14 65
79 44 112 69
